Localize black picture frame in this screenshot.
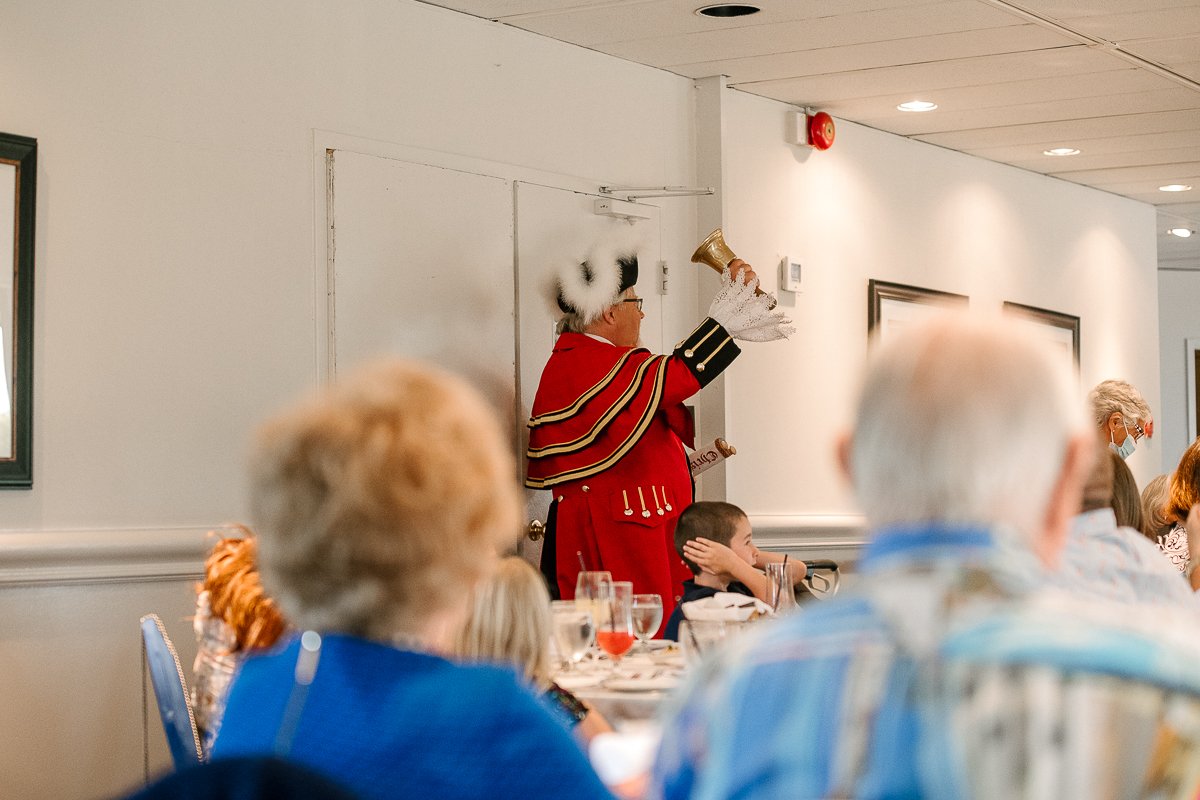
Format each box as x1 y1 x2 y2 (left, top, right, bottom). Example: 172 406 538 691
1002 301 1080 371
0 133 36 488
867 279 967 340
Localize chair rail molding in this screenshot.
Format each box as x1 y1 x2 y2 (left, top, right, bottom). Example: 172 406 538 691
750 514 868 561
0 527 212 586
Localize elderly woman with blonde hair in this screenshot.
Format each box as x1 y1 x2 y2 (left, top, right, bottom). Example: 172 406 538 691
455 557 613 745
211 360 613 800
1140 473 1173 544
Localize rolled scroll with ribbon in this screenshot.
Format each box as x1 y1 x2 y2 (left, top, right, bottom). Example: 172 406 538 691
689 438 736 477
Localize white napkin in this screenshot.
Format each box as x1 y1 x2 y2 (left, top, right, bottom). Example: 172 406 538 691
680 592 772 622
589 728 660 787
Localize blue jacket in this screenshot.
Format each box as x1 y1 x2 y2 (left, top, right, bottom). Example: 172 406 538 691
213 634 614 800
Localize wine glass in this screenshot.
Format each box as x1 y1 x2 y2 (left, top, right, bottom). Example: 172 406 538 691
550 600 594 673
594 581 635 667
631 593 663 652
574 570 612 627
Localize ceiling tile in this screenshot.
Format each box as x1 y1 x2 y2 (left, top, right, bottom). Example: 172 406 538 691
968 130 1200 160
598 1 1020 65
1120 34 1200 66
851 86 1198 136
916 108 1200 150
805 68 1162 121
419 0 654 19
1053 160 1200 184
671 24 1073 82
1005 144 1200 173
1019 0 1199 15
737 46 1119 104
1053 5 1200 43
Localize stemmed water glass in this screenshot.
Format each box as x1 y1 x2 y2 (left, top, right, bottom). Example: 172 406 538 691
594 581 635 667
574 570 612 626
550 600 594 673
631 593 663 652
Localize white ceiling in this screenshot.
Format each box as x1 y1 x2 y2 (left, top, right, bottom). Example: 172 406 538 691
420 0 1200 270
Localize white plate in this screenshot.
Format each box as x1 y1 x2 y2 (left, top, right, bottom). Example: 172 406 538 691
554 672 606 690
604 675 680 692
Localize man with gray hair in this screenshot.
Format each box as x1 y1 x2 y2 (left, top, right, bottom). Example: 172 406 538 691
652 312 1200 798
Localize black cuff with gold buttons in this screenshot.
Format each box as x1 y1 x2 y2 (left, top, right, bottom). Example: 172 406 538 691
673 317 740 388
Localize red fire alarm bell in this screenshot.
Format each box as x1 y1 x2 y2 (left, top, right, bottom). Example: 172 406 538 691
808 111 835 150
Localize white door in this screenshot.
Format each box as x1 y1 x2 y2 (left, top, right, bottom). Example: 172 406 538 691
328 150 516 391
324 162 663 567
514 182 661 567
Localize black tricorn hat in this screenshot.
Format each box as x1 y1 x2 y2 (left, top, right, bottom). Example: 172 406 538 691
554 251 639 319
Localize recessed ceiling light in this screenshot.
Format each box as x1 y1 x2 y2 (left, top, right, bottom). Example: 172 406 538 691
1043 147 1080 156
1159 184 1193 192
1168 228 1194 238
695 3 761 17
897 100 938 112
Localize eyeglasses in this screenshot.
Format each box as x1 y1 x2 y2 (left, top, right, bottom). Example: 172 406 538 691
1124 418 1150 440
622 298 644 311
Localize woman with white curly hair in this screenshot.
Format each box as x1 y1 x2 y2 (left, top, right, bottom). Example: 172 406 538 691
211 360 613 800
1088 379 1153 461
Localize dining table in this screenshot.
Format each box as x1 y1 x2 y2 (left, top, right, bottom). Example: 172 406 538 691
550 640 687 731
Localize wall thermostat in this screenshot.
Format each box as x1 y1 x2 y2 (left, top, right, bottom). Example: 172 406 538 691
779 258 802 293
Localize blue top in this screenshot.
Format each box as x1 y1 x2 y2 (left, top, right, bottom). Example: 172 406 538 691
212 634 614 800
651 522 1200 800
1051 508 1198 607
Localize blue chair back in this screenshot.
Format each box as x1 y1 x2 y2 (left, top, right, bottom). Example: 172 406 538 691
141 613 205 769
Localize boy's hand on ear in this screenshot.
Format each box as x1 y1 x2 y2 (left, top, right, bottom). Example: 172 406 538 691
683 538 741 577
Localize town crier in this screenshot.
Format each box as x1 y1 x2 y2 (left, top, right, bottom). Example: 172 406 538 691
524 233 792 620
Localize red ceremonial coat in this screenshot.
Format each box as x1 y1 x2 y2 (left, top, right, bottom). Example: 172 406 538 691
525 320 739 624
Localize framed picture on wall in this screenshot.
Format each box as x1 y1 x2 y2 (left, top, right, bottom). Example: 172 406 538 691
1002 301 1080 376
1187 338 1200 444
867 279 967 345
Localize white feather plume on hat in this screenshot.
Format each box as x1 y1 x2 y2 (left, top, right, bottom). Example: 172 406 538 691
549 225 648 323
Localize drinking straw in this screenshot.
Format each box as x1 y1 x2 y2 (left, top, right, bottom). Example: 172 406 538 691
577 551 587 571
779 554 790 609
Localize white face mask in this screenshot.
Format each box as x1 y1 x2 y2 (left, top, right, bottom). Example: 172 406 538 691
1110 421 1136 460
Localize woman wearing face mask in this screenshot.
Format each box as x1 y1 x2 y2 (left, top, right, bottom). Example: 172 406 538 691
1088 379 1153 460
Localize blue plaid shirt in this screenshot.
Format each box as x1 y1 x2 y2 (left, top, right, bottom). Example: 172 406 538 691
652 524 1034 800
652 523 1200 799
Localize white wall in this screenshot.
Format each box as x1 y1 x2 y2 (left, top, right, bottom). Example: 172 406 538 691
714 91 1162 522
1158 270 1200 474
0 2 698 797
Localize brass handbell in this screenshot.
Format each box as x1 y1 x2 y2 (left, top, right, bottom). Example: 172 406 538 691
691 228 738 274
690 228 775 308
